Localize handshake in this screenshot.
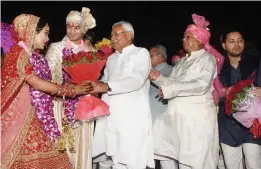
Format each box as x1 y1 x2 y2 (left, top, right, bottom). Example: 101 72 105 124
72 68 167 97
72 81 110 96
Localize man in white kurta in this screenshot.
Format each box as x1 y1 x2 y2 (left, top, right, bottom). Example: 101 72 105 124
45 7 96 169
150 14 219 169
91 21 154 169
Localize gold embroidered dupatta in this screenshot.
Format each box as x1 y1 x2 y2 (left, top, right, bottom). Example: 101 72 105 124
1 14 39 167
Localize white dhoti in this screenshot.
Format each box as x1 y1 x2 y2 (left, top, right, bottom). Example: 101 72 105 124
154 98 219 169
53 100 94 169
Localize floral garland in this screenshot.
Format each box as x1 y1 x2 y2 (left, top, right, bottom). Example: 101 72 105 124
29 50 61 140
28 44 82 142
29 49 80 142
62 48 81 127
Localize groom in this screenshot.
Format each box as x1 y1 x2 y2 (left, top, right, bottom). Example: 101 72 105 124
45 7 96 169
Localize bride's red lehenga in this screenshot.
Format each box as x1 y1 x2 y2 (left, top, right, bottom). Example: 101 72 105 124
1 14 72 169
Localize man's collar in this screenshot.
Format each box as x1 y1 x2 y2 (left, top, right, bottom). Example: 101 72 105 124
189 48 205 56
115 44 134 54
63 36 82 48
185 49 205 61
155 62 168 70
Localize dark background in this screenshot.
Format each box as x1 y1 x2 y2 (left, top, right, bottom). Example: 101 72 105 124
2 1 261 63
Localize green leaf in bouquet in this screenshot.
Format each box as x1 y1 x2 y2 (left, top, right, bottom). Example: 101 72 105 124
92 52 98 62
243 86 251 92
232 104 237 111
236 92 246 100
232 98 240 105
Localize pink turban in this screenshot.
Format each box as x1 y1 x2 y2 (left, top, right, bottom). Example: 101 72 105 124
184 13 224 74
185 14 210 45
185 14 226 104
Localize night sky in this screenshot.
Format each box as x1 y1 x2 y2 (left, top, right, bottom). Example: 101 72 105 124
2 1 261 62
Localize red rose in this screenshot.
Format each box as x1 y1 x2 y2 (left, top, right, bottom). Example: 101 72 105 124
250 118 261 139
86 52 93 63
96 52 104 60
76 54 83 61
78 51 85 58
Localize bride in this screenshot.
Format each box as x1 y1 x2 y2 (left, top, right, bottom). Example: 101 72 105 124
1 14 93 169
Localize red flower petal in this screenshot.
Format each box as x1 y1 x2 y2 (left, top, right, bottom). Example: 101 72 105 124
250 118 261 139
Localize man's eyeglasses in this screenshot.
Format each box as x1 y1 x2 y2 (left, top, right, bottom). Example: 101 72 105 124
110 31 128 38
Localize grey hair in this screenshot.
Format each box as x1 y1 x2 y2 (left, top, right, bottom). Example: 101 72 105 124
150 44 167 60
112 21 134 39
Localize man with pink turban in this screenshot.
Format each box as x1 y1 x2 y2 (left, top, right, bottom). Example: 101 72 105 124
149 14 223 169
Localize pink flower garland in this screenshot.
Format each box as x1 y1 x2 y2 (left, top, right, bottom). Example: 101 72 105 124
29 50 61 140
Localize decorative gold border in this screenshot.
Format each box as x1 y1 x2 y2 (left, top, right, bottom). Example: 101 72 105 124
1 106 34 169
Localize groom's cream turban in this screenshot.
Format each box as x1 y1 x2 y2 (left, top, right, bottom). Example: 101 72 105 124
66 7 96 34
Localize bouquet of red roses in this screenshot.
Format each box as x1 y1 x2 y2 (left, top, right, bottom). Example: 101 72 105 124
63 51 110 121
225 78 261 139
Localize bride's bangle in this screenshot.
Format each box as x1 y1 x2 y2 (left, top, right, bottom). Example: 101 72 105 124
51 83 76 98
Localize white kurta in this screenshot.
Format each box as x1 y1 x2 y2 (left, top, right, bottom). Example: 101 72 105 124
92 44 154 169
153 49 219 169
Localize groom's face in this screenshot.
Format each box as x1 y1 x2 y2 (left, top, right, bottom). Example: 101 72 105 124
66 22 84 42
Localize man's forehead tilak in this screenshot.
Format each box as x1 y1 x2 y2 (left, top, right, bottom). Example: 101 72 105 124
67 21 81 28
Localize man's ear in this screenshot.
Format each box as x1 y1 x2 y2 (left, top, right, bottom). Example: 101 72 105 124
222 43 226 50
126 32 132 41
